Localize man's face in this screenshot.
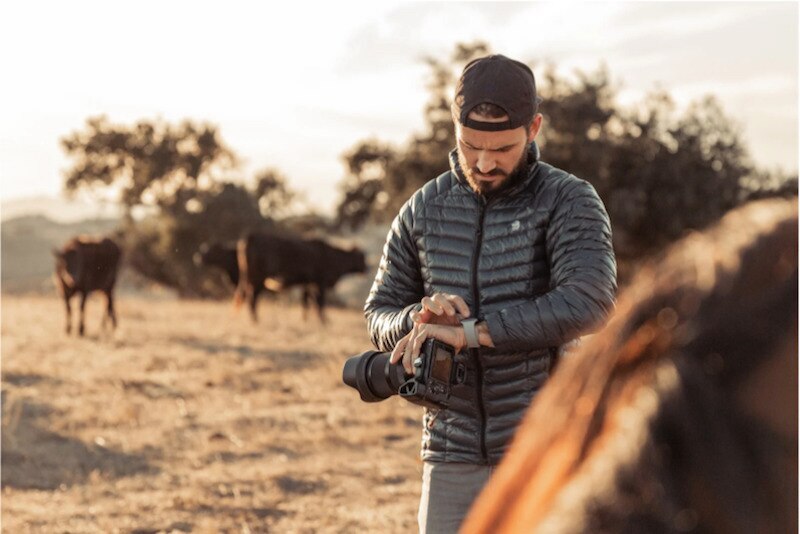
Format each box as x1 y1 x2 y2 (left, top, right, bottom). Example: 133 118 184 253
456 112 541 195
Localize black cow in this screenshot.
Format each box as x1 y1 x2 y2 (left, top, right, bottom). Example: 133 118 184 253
53 236 122 336
235 233 367 323
195 242 240 287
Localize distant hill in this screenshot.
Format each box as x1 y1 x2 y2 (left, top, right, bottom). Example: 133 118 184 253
2 215 121 293
1 194 122 223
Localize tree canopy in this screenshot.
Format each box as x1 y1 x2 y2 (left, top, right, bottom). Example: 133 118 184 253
61 116 236 216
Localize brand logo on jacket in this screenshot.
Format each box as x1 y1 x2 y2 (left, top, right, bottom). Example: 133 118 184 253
510 220 522 232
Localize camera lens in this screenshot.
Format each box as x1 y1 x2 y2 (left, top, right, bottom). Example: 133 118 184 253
342 351 407 402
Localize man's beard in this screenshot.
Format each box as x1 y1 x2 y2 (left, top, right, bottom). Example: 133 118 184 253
459 146 530 197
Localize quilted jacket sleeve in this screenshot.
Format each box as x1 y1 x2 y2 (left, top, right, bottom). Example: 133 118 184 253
483 177 617 352
364 199 425 352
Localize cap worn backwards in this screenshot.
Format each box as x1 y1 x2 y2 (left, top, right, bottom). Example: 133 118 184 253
452 54 541 132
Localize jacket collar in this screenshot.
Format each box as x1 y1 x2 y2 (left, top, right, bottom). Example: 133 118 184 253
449 142 541 199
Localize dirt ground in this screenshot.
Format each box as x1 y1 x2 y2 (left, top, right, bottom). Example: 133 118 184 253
1 294 425 533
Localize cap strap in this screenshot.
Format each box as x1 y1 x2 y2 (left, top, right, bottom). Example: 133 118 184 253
461 118 520 132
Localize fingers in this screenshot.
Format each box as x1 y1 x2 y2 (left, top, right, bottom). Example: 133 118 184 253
391 326 428 374
448 294 471 319
408 326 429 368
429 293 457 317
421 295 445 316
417 293 472 324
391 334 409 365
392 324 433 374
392 323 469 375
403 329 415 374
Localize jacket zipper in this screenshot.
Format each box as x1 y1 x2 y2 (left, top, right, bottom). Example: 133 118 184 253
472 200 489 463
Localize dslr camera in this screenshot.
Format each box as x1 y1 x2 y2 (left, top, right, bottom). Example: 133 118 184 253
342 339 466 409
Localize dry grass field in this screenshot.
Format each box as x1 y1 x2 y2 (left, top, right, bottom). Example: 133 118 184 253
2 294 423 533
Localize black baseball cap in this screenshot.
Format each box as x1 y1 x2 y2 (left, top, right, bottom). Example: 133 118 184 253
452 54 541 132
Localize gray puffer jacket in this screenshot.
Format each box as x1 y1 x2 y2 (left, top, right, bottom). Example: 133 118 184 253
364 144 617 465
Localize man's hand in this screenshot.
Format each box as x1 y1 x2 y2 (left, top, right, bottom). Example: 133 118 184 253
390 322 467 374
410 293 471 326
390 292 495 374
393 292 471 373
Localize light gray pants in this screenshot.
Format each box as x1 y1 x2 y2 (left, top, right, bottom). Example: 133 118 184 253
418 461 495 534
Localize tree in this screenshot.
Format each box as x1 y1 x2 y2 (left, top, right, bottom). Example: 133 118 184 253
336 139 396 230
538 74 769 267
253 168 296 219
61 116 236 218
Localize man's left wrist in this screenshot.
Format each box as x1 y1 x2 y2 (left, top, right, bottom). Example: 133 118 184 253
476 321 494 348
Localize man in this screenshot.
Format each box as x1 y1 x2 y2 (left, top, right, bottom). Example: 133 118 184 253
364 54 617 533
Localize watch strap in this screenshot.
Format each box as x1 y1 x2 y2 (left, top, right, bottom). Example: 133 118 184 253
461 318 480 349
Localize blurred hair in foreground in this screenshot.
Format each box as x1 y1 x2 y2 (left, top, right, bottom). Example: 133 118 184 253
464 198 798 534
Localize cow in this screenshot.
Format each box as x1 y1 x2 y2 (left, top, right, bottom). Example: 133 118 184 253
53 236 122 336
194 242 240 287
462 198 798 534
235 232 367 323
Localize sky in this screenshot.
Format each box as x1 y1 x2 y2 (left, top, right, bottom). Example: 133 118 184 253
1 1 797 221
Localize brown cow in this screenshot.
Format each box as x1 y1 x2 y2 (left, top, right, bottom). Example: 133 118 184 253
463 198 798 534
236 232 367 323
53 236 122 336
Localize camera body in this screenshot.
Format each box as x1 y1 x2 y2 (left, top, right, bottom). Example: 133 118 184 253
398 339 466 409
342 338 466 409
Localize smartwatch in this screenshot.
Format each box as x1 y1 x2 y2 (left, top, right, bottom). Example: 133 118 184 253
460 317 481 349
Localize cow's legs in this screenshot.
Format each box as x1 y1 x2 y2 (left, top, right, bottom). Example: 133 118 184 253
302 286 312 322
249 283 261 323
78 291 88 336
315 285 327 324
101 292 108 330
105 290 117 330
64 294 73 334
